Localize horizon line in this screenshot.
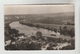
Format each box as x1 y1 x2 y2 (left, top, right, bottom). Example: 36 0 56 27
4 12 74 15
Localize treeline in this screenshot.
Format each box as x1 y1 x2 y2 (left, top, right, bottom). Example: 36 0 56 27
19 21 75 37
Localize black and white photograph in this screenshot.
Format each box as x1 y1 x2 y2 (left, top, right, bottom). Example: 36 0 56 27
4 4 75 50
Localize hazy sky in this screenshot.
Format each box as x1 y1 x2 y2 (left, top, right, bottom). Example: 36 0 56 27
4 5 74 15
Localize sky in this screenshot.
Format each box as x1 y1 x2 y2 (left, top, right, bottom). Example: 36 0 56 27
4 5 74 15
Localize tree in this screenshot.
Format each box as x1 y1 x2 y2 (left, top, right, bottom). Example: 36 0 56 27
59 26 63 34
9 29 19 37
53 29 57 33
69 28 75 37
63 26 68 35
36 31 42 39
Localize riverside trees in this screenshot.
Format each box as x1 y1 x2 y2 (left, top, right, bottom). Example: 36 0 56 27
59 26 75 37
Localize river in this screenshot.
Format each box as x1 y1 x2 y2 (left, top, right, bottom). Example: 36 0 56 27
9 21 74 40
9 21 56 36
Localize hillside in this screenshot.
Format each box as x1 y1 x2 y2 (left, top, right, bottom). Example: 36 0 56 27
4 12 74 25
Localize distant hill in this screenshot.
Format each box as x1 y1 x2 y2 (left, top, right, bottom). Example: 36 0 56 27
4 12 74 25
4 12 74 18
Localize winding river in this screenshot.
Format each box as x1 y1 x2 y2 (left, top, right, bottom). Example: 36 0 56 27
9 21 74 40
9 21 54 36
